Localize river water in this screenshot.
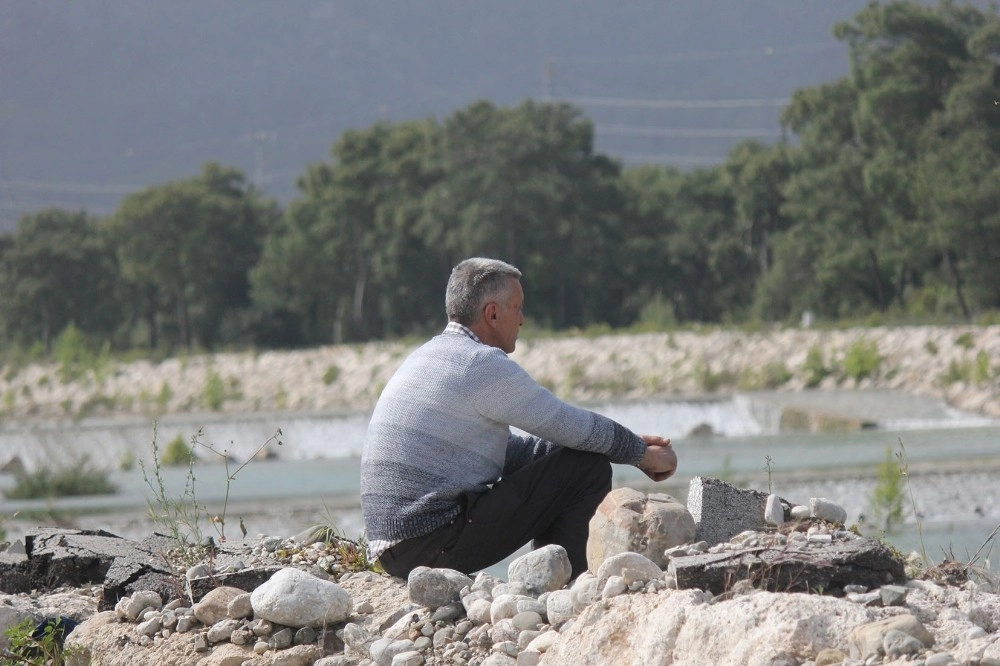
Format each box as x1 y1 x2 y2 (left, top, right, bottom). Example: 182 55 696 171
1 391 998 573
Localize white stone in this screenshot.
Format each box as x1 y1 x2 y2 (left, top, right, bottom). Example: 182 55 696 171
764 494 784 526
790 505 811 520
250 567 353 628
545 589 576 627
809 497 847 524
596 551 662 586
507 544 572 595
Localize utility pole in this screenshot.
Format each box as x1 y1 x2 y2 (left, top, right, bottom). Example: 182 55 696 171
251 131 277 188
542 57 554 101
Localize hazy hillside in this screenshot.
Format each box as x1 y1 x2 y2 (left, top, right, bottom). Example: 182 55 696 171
1 1 872 229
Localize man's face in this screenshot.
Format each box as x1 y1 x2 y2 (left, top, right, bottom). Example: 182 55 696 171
494 278 525 354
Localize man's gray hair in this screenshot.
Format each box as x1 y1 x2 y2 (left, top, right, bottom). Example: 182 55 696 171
446 257 522 326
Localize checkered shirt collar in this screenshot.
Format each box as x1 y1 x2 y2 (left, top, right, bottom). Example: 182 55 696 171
443 321 482 344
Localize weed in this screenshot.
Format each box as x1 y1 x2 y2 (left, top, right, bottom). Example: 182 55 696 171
2 616 81 665
3 456 117 499
322 364 341 385
763 455 775 494
974 350 993 385
843 339 881 383
119 448 136 471
955 331 975 350
695 360 737 392
895 438 927 566
141 423 213 563
189 427 282 543
161 434 193 466
867 446 905 533
156 381 173 412
203 370 226 411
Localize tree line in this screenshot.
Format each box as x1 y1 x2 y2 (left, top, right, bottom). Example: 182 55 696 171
2 1 999 357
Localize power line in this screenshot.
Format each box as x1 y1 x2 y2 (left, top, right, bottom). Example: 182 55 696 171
0 178 143 195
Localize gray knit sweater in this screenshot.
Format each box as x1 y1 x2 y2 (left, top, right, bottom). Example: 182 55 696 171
360 328 647 544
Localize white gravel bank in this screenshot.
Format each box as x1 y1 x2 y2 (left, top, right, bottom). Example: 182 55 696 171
1 324 997 422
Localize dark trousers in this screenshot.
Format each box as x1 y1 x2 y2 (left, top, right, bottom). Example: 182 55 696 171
378 447 612 580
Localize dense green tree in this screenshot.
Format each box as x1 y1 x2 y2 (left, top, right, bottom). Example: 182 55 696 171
109 163 276 350
423 100 627 329
0 209 119 351
252 120 442 344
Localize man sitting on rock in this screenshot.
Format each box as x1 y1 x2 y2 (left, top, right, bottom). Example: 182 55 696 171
361 257 677 579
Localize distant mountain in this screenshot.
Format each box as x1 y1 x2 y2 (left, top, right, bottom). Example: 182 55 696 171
0 1 873 230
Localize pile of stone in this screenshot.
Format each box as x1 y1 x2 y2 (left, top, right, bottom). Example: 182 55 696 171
3 476 1000 665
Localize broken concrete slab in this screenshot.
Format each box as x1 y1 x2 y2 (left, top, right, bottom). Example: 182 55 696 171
668 535 905 595
686 476 789 545
0 528 282 612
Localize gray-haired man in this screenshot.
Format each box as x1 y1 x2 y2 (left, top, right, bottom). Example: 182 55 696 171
361 257 677 579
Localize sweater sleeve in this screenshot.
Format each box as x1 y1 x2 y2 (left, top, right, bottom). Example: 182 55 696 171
471 347 646 466
503 432 561 476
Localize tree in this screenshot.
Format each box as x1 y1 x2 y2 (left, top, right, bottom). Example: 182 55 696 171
109 163 276 351
422 100 627 329
0 209 119 351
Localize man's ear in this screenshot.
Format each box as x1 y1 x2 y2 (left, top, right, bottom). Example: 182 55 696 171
483 301 499 327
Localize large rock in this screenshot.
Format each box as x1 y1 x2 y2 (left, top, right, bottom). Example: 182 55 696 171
667 535 905 595
250 568 353 628
587 488 695 572
541 588 873 666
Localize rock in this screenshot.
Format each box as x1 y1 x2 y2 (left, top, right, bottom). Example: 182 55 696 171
407 567 473 609
848 614 934 660
227 592 254 619
121 590 163 621
686 477 772 546
545 589 576 627
507 545 571 595
587 488 695 571
764 494 785 526
543 589 869 666
250 568 353 628
882 628 923 658
370 637 415 666
809 498 848 524
595 552 663 586
878 584 908 607
193 586 246 625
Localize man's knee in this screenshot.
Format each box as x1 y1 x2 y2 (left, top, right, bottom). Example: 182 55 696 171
560 448 612 494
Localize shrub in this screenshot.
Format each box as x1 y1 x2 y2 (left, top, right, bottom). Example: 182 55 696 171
161 434 193 466
203 370 226 411
156 381 173 412
867 447 905 533
843 339 881 383
955 332 975 349
322 364 341 385
3 456 117 499
974 350 993 385
803 345 829 388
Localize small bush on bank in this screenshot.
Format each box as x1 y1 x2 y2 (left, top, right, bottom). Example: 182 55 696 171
161 434 193 467
843 339 881 383
3 456 118 499
803 345 830 388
